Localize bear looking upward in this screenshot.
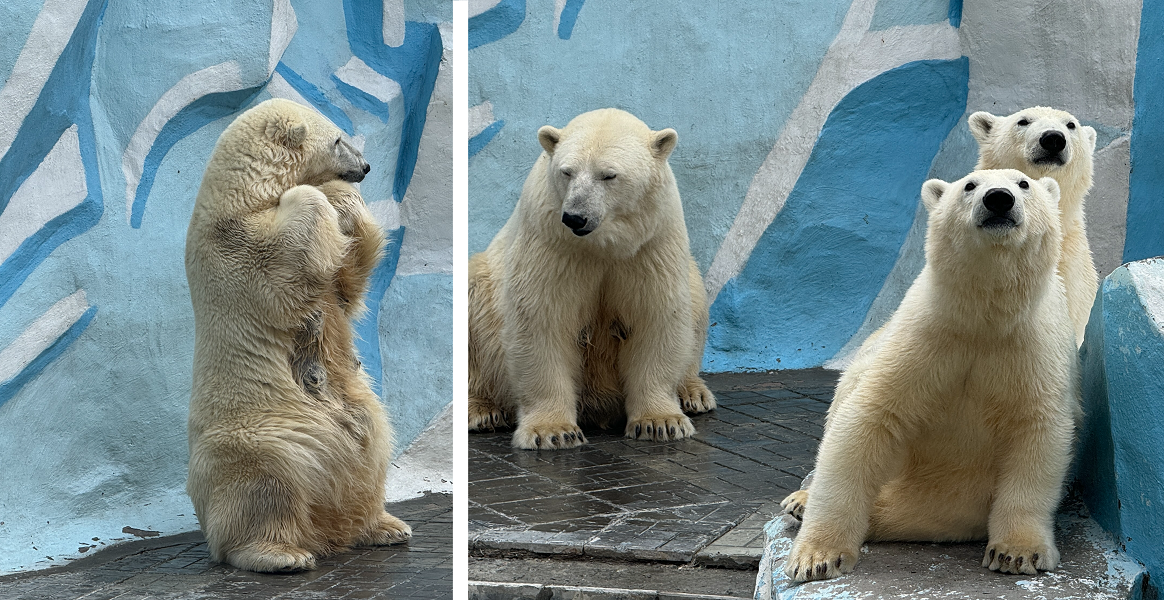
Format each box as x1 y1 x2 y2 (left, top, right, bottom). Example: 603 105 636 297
969 107 1098 346
781 170 1079 582
468 108 715 450
185 99 409 573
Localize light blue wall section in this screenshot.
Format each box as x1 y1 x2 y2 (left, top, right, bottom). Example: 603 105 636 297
0 0 450 575
1126 4 1164 263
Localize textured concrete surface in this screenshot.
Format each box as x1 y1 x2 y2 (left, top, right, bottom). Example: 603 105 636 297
469 370 836 566
468 557 756 599
756 493 1146 600
0 493 451 599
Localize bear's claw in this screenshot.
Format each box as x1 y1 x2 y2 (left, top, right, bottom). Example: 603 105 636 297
983 538 1057 574
512 423 587 450
625 414 694 442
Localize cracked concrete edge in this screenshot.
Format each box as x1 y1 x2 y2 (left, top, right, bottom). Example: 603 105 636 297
468 580 751 600
386 401 454 502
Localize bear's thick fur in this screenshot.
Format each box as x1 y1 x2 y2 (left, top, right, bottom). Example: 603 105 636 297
781 170 1080 581
185 99 409 572
969 106 1098 346
468 108 715 450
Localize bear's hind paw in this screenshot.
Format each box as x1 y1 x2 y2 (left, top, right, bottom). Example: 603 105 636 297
678 377 717 414
625 414 695 442
227 542 316 573
361 512 412 546
468 396 511 432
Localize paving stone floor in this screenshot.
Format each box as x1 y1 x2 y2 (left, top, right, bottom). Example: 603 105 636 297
0 493 452 600
468 369 838 573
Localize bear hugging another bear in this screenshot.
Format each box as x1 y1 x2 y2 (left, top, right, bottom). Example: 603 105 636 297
468 108 717 450
185 99 409 573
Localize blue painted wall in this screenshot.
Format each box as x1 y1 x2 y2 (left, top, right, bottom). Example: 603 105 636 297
0 0 451 574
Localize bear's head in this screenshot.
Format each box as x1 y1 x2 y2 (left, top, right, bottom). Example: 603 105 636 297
968 107 1095 198
920 169 1062 290
536 108 678 246
224 98 370 189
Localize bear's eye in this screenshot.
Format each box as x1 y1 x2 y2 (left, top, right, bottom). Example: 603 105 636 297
1067 122 1076 130
964 182 976 192
334 138 342 146
602 173 617 181
1018 180 1029 189
1017 119 1030 126
560 168 574 178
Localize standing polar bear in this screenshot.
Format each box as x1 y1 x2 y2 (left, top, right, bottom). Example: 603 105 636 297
468 108 716 450
185 99 409 572
781 170 1080 581
969 106 1098 345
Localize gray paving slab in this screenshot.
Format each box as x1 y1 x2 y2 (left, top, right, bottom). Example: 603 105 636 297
0 493 452 600
468 369 839 566
468 556 756 599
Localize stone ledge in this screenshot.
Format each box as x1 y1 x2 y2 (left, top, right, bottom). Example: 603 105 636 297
469 580 750 600
755 494 1146 599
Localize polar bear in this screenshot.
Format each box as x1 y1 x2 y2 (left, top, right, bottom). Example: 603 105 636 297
185 99 409 572
968 107 1098 346
468 108 716 450
781 170 1079 581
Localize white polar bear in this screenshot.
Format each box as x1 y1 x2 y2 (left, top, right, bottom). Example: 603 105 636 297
468 108 716 450
969 106 1098 346
781 170 1080 581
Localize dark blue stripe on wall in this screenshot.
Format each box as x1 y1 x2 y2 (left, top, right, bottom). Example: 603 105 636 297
274 62 355 135
1125 3 1164 263
469 0 526 50
557 0 586 39
353 226 404 397
130 84 266 228
0 306 97 409
705 58 969 372
342 0 442 203
331 75 390 124
948 0 963 27
0 0 108 310
468 120 504 159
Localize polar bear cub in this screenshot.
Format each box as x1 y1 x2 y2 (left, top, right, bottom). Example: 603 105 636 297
468 108 716 450
782 170 1080 581
969 106 1098 346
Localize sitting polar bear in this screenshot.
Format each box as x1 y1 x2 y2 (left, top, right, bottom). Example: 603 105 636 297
968 106 1098 346
781 170 1080 581
468 108 716 450
185 99 409 572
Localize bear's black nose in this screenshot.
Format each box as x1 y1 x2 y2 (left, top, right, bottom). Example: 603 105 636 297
1039 131 1066 154
983 188 1015 214
562 213 588 231
362 162 371 174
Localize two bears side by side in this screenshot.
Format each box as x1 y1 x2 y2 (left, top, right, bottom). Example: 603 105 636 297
468 108 716 450
185 99 408 573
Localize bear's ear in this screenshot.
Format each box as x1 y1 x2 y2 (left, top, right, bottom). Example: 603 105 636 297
267 118 308 148
651 128 678 159
920 179 949 212
1082 124 1097 153
538 126 561 154
1038 176 1061 204
967 112 997 142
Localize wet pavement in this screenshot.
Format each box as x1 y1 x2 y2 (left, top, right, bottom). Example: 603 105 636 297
468 369 839 597
0 493 452 600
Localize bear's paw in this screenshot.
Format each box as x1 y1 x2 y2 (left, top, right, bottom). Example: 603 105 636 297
678 376 717 414
511 423 587 450
625 414 695 442
468 396 512 432
360 512 412 546
783 541 859 582
228 541 317 573
983 537 1058 575
781 490 809 520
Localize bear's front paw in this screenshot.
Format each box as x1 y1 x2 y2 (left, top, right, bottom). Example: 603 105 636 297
360 512 412 546
625 414 695 442
983 538 1058 575
468 396 512 432
783 541 858 582
781 490 809 520
678 377 717 414
512 423 587 450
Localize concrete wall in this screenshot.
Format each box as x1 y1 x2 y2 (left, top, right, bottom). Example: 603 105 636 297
467 0 1157 373
0 0 451 574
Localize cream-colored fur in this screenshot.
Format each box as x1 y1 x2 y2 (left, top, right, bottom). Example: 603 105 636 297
185 99 409 573
969 107 1098 346
468 108 716 450
782 170 1080 581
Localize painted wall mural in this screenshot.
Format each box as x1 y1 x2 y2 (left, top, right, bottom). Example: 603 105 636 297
0 0 451 573
468 0 1156 373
